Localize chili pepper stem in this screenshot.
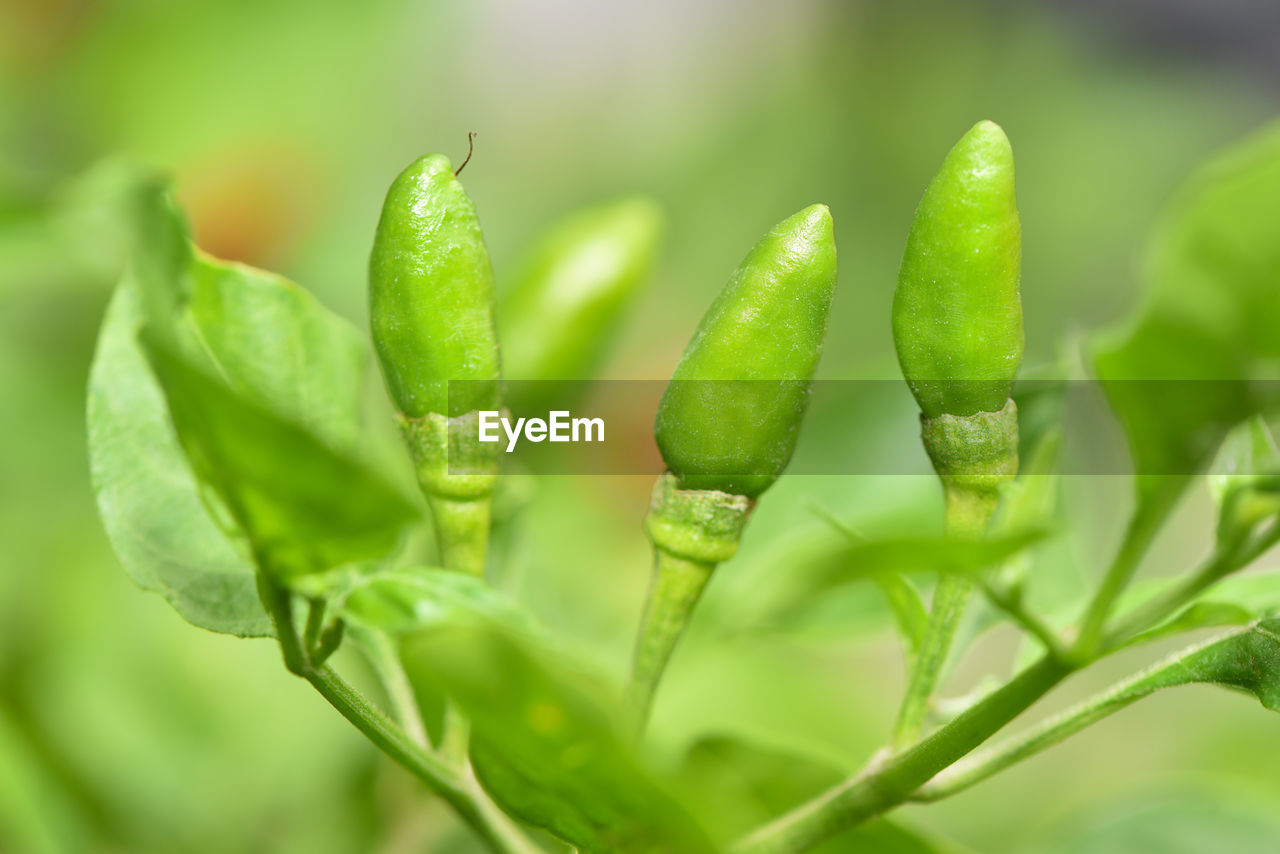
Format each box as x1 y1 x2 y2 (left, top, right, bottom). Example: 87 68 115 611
628 548 715 732
629 474 754 733
891 402 1016 748
258 576 539 854
892 485 999 747
425 490 491 776
427 493 492 577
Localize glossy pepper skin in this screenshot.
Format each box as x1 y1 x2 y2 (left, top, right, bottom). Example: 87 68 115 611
370 154 500 418
892 120 1022 419
499 196 662 411
655 204 837 498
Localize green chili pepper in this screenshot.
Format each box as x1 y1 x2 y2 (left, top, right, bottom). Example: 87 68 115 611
888 121 1023 748
370 152 501 419
499 196 663 412
889 119 1023 517
892 119 1022 421
654 203 838 499
368 150 502 574
629 204 837 730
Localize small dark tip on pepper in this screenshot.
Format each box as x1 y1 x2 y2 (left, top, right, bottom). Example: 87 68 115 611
454 131 478 177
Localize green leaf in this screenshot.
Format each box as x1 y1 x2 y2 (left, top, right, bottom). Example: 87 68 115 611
324 565 540 750
873 572 930 653
1209 416 1280 501
1125 571 1280 646
809 502 927 650
1036 791 1280 854
88 262 270 636
736 525 1048 633
1121 618 1280 711
988 427 1064 596
402 624 716 854
140 335 418 581
995 428 1063 533
1094 121 1280 512
1012 373 1067 465
89 182 417 629
332 566 536 635
1209 417 1280 546
1128 601 1257 646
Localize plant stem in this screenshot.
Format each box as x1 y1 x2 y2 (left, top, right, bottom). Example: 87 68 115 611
910 524 1280 805
980 581 1065 660
440 703 472 765
427 490 493 781
733 655 1072 854
302 664 461 799
892 485 996 747
1074 491 1176 657
911 655 1162 803
428 494 492 576
306 666 539 854
628 548 715 731
259 577 538 854
1104 521 1280 648
304 597 326 654
355 627 429 748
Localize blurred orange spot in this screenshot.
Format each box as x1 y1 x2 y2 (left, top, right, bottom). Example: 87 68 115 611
176 139 323 267
0 0 93 72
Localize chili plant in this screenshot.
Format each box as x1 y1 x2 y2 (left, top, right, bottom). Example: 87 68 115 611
89 121 1280 853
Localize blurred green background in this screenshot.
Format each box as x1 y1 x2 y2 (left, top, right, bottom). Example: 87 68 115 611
4 0 1280 851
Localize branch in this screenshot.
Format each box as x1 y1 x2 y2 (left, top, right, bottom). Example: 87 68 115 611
1105 521 1280 647
259 578 540 854
732 655 1073 854
1074 491 1176 656
911 660 1157 802
980 581 1067 660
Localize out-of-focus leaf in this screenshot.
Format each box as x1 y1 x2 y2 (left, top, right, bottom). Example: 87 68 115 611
90 182 417 623
0 704 88 854
1035 791 1280 854
874 573 930 653
1208 417 1280 546
988 428 1064 597
809 503 927 650
1012 374 1067 465
333 566 536 635
1129 601 1256 646
678 735 844 832
89 259 270 636
1125 571 1280 646
995 428 1063 534
1209 416 1280 502
1094 121 1280 514
733 525 1048 633
327 566 540 751
140 335 417 582
402 624 716 854
678 736 967 853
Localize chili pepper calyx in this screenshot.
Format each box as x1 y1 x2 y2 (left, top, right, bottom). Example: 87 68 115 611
645 472 754 565
399 410 500 501
921 398 1019 501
